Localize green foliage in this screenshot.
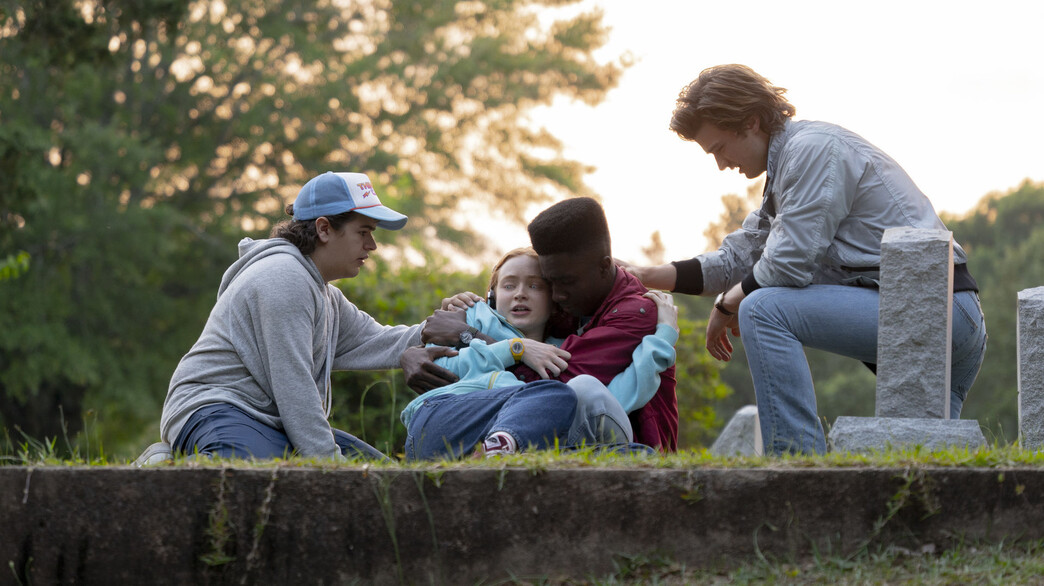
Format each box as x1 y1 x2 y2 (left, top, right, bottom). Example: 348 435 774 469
943 180 1044 442
0 0 622 458
0 251 30 281
3 0 1032 458
671 297 731 449
326 257 485 456
605 538 1044 585
0 407 108 465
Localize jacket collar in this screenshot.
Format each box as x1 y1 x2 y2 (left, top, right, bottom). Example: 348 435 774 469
765 118 796 182
588 266 646 327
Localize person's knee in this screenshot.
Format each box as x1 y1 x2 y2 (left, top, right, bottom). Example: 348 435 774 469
737 287 779 323
529 379 579 405
566 374 633 443
566 375 624 418
566 374 611 406
513 380 578 431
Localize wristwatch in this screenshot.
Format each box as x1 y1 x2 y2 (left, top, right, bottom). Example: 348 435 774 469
458 326 479 348
714 292 735 316
509 338 525 362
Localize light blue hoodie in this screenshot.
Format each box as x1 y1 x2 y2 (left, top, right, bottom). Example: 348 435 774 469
399 301 676 427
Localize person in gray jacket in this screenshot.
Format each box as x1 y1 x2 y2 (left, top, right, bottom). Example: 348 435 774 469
156 171 422 461
622 64 987 455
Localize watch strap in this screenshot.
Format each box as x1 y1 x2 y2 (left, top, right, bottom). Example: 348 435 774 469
714 293 735 316
509 338 524 362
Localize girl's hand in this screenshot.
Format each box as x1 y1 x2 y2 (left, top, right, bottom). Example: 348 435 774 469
643 290 679 333
517 339 571 379
441 291 483 311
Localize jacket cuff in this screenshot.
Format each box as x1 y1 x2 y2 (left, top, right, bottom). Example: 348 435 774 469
491 340 518 369
741 272 762 295
670 258 704 295
654 323 680 346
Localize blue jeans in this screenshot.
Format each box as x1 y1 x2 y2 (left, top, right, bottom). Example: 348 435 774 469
739 286 987 455
404 376 634 460
173 403 389 461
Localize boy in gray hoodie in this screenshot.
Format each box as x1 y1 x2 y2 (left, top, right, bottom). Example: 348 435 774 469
156 172 423 461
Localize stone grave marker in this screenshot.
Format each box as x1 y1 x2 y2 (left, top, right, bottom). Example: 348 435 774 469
1018 287 1044 450
709 405 762 457
829 227 985 452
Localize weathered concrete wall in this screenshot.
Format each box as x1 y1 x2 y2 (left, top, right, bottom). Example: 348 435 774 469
3 466 1043 584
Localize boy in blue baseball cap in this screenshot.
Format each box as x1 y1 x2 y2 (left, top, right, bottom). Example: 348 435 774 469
140 171 425 464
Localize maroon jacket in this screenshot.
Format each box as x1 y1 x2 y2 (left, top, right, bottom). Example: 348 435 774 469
515 268 679 451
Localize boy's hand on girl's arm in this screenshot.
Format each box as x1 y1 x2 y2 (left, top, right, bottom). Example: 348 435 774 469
441 291 483 311
420 309 470 345
518 339 571 380
400 346 460 393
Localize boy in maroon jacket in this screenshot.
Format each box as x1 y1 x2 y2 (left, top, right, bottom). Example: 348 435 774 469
521 197 678 451
404 197 679 453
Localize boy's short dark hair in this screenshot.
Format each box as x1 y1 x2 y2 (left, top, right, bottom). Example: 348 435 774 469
270 205 356 255
527 197 611 256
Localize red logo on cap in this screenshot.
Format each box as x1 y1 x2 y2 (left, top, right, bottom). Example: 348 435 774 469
356 182 375 198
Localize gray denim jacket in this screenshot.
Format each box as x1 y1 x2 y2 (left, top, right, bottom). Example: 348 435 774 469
699 119 967 294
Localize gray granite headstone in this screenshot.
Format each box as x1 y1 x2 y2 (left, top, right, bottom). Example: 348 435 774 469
875 227 953 419
709 405 762 457
1018 287 1044 450
830 228 986 453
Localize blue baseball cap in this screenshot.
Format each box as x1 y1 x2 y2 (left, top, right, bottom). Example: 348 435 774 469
292 172 408 230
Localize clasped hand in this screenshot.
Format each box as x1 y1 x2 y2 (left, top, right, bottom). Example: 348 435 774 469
519 340 570 380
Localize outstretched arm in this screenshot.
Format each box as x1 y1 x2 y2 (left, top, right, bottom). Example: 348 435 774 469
616 258 678 292
420 309 496 347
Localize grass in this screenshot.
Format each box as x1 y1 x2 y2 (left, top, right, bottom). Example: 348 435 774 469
8 430 1044 584
442 537 1044 584
7 424 1044 469
554 538 1044 585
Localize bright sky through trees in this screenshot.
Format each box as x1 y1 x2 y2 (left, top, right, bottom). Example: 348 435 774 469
531 0 1044 263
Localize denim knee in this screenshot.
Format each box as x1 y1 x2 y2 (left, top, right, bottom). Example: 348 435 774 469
564 375 634 444
490 380 577 450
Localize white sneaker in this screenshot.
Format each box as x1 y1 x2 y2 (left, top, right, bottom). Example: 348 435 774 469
133 442 173 467
481 432 517 458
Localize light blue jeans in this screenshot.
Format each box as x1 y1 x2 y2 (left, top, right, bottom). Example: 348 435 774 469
739 286 987 455
404 375 634 460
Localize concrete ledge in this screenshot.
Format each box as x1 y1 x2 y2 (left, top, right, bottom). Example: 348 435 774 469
4 466 1043 584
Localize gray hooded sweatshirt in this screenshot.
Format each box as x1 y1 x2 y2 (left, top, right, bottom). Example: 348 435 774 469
160 237 422 458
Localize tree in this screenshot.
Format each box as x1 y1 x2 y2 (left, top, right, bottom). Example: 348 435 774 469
943 180 1044 442
702 178 764 252
0 0 624 456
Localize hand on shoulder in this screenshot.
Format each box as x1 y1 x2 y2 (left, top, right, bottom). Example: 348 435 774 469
644 290 679 332
441 291 483 311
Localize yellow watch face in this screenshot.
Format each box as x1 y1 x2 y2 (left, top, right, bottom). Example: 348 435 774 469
510 339 524 360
